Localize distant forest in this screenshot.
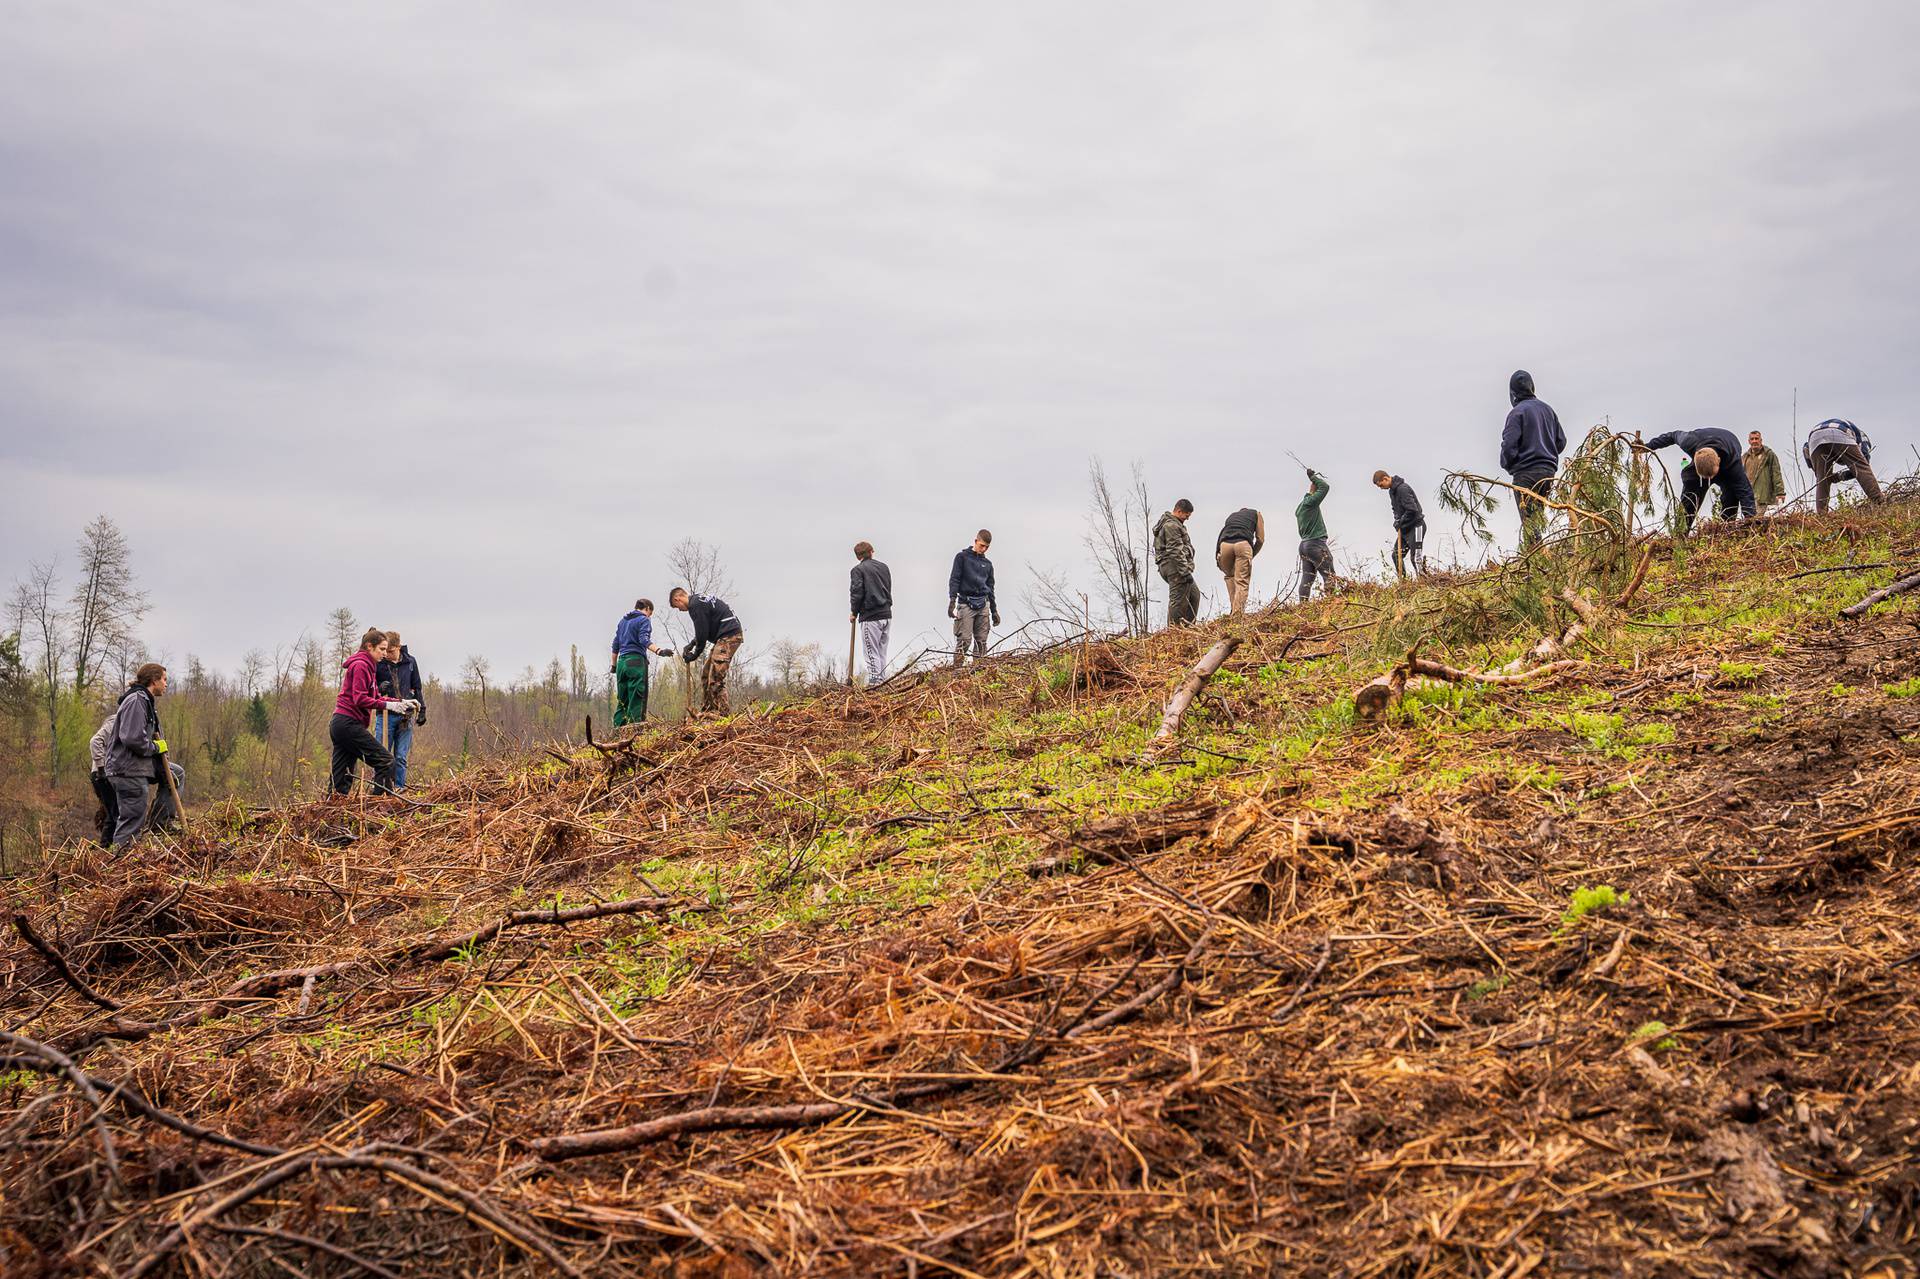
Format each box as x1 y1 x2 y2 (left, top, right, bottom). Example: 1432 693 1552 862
1 517 833 864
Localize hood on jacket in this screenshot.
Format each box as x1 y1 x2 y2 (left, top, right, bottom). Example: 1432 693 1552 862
1510 369 1535 406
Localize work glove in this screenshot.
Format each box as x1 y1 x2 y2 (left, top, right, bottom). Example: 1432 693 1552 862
947 600 956 619
91 768 104 783
990 607 1001 627
153 737 168 755
382 699 413 714
682 644 697 662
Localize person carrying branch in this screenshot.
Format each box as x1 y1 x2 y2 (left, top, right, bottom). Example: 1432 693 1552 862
1500 369 1567 552
330 629 414 796
102 663 183 848
850 542 893 685
1215 506 1264 614
610 600 673 726
1295 470 1335 603
1642 428 1756 527
671 588 743 715
1153 500 1199 627
1373 470 1427 578
948 530 998 665
1803 418 1883 512
1744 430 1786 513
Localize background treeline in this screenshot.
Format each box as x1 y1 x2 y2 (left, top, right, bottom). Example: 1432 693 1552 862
2 518 835 866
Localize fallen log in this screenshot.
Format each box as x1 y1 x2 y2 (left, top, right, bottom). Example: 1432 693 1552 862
1146 638 1241 751
1839 568 1920 619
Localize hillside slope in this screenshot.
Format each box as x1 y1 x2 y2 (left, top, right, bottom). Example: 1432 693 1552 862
5 505 1919 1278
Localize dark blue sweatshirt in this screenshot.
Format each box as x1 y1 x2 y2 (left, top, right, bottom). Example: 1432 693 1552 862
948 548 995 608
1645 428 1741 467
1500 393 1567 477
612 611 655 658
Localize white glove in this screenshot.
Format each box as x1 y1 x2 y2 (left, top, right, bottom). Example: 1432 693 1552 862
383 699 413 713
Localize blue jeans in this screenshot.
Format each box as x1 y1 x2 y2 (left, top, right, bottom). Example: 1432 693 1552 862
385 715 414 789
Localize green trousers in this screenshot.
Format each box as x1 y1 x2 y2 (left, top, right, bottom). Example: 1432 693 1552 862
614 654 650 727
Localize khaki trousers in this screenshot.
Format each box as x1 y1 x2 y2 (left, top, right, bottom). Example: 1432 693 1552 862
1216 540 1254 614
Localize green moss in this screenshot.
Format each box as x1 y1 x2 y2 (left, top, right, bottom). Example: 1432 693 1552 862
1559 884 1629 933
1883 677 1920 699
1715 661 1763 687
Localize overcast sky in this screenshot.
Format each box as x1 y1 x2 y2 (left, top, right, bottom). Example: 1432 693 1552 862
4 1 1917 685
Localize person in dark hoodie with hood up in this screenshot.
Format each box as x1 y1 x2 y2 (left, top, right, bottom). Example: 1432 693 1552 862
1499 370 1567 552
1373 471 1426 578
610 600 674 726
1643 428 1756 527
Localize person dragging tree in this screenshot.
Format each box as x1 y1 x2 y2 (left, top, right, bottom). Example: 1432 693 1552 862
1374 470 1426 578
849 542 893 685
1295 470 1335 603
330 629 416 796
102 663 183 848
1802 419 1883 513
672 588 744 715
948 530 998 665
1153 500 1199 627
610 600 673 726
1643 428 1756 527
1500 369 1567 552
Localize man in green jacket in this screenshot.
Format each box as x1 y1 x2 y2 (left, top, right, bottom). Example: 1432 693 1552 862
1295 469 1335 602
1153 499 1198 627
1744 430 1786 512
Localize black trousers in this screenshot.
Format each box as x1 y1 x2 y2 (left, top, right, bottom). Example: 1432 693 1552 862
1680 460 1757 526
1393 521 1426 578
91 771 119 847
329 713 395 795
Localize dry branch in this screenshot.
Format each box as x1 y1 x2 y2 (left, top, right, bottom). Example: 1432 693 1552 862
1147 638 1241 750
1839 568 1920 618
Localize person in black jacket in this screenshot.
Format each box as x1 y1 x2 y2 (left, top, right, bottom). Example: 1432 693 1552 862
1642 428 1756 527
1373 471 1426 578
671 588 744 715
849 541 893 685
374 631 426 789
1500 370 1567 551
948 531 998 666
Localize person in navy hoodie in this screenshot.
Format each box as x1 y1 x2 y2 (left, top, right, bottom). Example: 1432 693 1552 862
1499 370 1567 552
331 629 414 796
375 630 426 788
610 599 673 726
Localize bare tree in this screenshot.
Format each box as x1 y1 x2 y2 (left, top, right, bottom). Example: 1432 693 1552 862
68 516 147 695
238 649 267 698
765 637 823 695
1085 458 1153 636
9 561 65 785
326 607 359 669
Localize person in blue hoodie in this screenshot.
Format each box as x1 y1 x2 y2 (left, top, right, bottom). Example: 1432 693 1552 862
1499 369 1567 552
610 599 674 726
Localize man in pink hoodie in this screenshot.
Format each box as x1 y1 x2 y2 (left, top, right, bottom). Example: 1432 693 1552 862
330 628 416 795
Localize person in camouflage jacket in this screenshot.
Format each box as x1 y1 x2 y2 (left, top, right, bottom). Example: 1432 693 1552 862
1153 500 1198 627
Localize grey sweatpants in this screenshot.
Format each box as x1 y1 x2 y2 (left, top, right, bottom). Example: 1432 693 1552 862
860 618 891 685
953 603 991 665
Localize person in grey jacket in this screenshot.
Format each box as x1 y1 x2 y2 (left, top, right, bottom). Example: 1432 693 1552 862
104 663 183 848
1153 500 1198 627
1802 419 1883 512
88 713 120 847
849 541 893 685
